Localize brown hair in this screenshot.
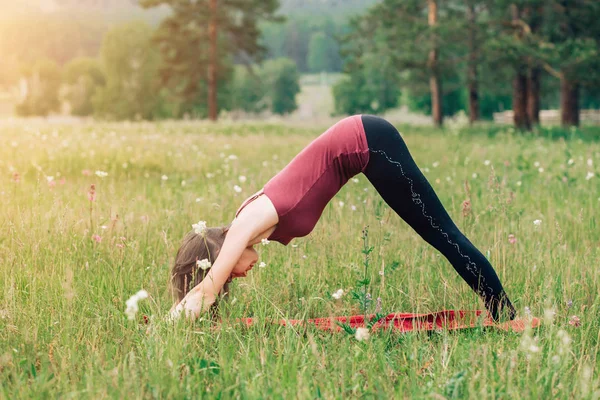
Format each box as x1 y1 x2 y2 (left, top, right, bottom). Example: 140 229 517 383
171 225 231 308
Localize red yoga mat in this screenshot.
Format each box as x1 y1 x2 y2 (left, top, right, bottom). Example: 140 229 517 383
239 310 541 333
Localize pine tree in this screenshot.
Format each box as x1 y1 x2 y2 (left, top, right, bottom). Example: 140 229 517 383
139 0 282 120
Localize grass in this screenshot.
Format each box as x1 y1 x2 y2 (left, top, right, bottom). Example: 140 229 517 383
0 119 599 399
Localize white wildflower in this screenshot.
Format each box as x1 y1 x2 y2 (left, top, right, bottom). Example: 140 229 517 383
262 161 269 167
521 335 540 353
124 289 149 320
228 154 238 160
352 178 359 183
331 289 344 300
538 167 544 173
291 244 298 248
161 175 168 181
433 161 440 168
534 161 540 168
46 176 54 182
196 258 211 271
533 219 542 226
233 185 242 193
544 308 556 324
261 238 270 246
239 175 247 183
338 201 344 208
586 172 594 180
587 158 593 167
517 181 522 186
568 159 574 165
192 220 207 235
122 163 128 169
351 205 357 211
195 197 204 203
472 173 478 179
484 160 491 166
95 171 108 178
258 262 266 268
206 173 215 179
355 327 370 341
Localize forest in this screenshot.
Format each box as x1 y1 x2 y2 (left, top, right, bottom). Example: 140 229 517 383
1 0 598 128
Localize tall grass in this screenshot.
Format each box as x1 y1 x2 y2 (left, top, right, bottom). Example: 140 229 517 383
0 119 598 398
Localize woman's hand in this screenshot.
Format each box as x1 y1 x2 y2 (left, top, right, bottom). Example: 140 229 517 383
168 287 217 321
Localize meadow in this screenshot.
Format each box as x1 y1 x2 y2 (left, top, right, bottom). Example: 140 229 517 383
1 119 599 399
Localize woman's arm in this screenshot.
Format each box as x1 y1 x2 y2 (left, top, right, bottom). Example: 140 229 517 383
170 195 278 320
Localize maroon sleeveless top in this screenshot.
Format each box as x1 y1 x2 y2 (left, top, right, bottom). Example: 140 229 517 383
235 115 370 245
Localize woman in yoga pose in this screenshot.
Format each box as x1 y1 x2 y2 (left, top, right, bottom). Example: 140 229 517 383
169 115 516 322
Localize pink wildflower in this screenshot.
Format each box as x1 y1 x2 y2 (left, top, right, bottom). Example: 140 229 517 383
568 315 581 327
48 180 56 189
88 184 96 202
82 170 91 176
116 243 125 249
59 178 66 185
508 234 517 244
462 200 471 217
92 234 102 243
12 172 20 183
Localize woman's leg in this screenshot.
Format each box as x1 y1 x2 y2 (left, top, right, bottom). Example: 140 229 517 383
361 115 515 321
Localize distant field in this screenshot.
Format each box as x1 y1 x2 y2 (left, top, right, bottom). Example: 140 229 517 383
0 120 599 398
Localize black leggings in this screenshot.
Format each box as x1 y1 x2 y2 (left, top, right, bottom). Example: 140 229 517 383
361 115 515 321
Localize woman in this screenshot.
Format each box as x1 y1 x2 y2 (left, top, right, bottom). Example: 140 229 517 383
169 115 516 322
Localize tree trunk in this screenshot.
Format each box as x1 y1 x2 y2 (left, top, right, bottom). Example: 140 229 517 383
511 4 530 130
466 1 479 124
208 0 218 121
560 76 580 127
428 0 443 127
527 67 541 126
513 70 530 130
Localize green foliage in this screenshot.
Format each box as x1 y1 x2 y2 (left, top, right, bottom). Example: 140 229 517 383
226 58 300 116
307 32 339 73
228 67 268 114
63 57 105 117
261 58 301 115
92 21 163 120
332 14 401 115
15 59 62 117
261 15 344 73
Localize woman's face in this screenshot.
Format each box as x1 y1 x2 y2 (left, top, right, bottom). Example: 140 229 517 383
230 246 258 279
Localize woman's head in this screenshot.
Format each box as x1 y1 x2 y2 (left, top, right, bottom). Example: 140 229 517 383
170 225 259 303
